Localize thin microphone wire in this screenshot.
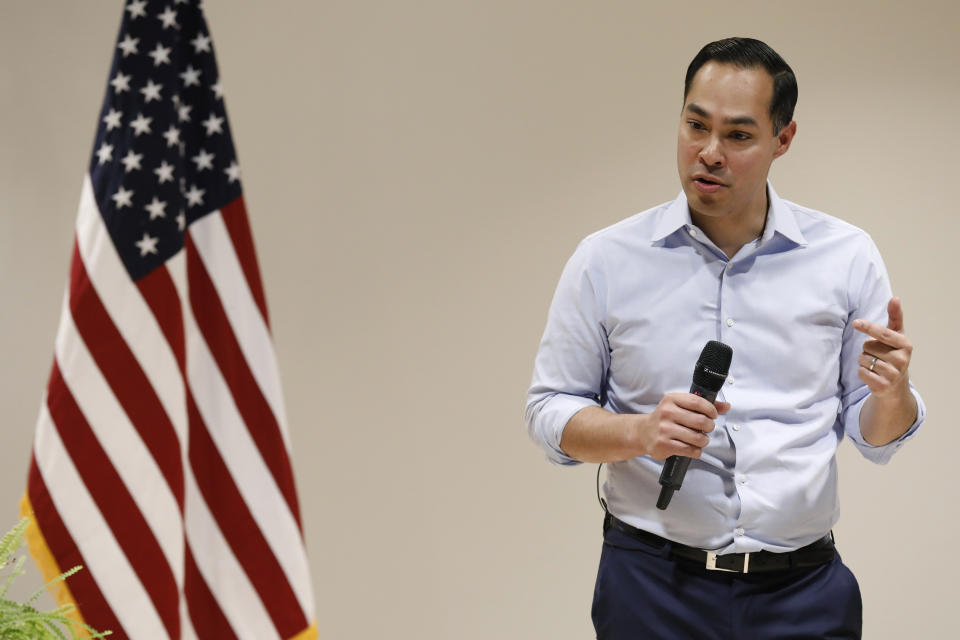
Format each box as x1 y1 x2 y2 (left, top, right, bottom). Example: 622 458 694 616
596 463 607 513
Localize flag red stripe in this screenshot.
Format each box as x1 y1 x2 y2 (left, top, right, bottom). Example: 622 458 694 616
220 196 270 329
47 363 181 639
140 267 242 636
184 235 301 528
184 544 237 639
27 455 127 638
187 393 307 638
137 265 186 373
69 241 185 510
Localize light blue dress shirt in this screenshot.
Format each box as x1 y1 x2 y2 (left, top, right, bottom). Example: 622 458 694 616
525 184 925 553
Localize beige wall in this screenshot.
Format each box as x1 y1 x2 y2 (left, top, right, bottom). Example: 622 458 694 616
1 1 957 637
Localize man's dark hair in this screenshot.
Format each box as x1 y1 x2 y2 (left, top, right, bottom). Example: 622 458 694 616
684 37 798 134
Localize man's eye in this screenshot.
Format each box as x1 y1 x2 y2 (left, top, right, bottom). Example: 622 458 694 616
688 121 705 130
731 132 751 141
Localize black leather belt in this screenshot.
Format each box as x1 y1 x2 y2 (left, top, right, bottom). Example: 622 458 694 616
605 514 835 574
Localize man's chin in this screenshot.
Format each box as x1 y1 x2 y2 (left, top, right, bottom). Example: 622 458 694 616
686 188 727 214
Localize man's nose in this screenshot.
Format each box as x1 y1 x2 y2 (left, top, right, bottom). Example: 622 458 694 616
699 137 724 168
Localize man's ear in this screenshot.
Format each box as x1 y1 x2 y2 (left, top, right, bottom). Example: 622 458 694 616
773 120 797 159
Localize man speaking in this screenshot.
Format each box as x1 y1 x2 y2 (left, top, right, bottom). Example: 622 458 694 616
524 37 924 639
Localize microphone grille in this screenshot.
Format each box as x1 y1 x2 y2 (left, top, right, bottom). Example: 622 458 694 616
697 340 733 375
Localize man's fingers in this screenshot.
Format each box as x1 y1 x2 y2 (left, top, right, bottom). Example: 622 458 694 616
657 441 703 460
715 401 731 415
666 426 710 451
854 296 906 341
673 408 715 434
887 296 904 333
657 404 713 437
852 318 910 348
858 352 891 375
672 392 720 419
861 340 894 358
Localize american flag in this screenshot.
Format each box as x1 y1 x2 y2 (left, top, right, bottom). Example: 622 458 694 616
20 1 317 638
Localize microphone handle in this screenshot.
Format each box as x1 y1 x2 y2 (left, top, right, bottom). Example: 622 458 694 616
656 381 722 510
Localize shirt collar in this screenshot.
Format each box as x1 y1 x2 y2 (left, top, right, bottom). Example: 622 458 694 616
764 183 806 246
651 182 807 247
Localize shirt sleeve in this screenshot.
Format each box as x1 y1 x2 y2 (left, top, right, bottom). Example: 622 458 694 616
838 234 925 464
524 239 610 466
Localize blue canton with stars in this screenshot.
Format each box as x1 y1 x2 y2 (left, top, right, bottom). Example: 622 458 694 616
89 0 242 281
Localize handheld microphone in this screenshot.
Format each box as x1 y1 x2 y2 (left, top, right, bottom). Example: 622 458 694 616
656 340 732 510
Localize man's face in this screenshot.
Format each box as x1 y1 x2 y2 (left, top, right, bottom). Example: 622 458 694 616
677 61 794 220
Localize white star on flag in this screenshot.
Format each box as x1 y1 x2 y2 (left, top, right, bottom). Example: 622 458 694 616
126 0 147 19
185 184 205 207
154 160 175 183
191 33 212 53
135 232 159 256
180 65 202 87
202 113 225 135
117 34 139 57
192 149 215 171
176 210 186 230
95 142 114 165
130 113 153 136
145 197 167 220
148 43 172 66
110 72 132 93
120 150 144 173
162 125 181 147
102 109 123 131
211 81 224 99
111 186 134 209
158 6 178 29
177 103 193 122
224 161 241 183
140 79 163 103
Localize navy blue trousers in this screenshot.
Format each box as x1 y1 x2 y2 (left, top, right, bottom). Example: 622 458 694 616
592 525 862 639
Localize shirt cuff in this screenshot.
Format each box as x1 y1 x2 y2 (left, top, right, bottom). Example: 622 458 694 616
844 385 925 465
532 394 599 466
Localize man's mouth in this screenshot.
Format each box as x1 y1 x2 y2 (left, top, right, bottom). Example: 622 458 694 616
692 175 726 194
694 176 724 186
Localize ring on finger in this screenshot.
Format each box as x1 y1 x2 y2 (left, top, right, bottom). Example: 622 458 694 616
869 356 878 372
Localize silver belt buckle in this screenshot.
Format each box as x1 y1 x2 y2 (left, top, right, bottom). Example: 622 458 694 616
705 551 750 573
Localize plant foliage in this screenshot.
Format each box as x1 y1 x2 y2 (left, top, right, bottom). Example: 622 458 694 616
0 518 110 639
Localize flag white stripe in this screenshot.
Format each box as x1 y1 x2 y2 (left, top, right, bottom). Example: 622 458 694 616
189 212 291 448
159 248 204 640
183 469 280 640
34 403 170 640
176 245 315 618
53 290 184 585
75 175 188 447
179 596 199 640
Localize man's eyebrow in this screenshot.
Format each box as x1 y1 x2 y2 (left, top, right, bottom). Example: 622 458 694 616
686 103 710 119
726 115 759 127
685 103 759 128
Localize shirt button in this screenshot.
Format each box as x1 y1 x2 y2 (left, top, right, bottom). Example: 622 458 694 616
689 227 698 236
732 424 741 431
738 475 747 484
727 376 735 385
735 528 745 536
726 318 735 327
